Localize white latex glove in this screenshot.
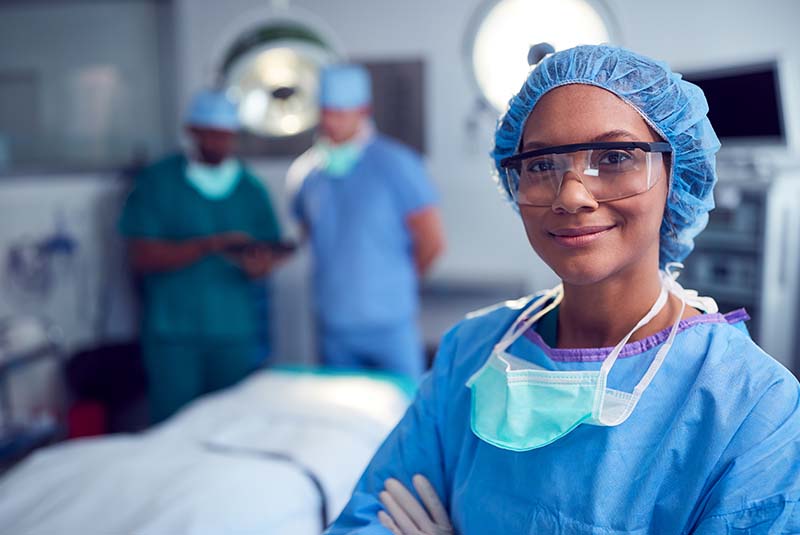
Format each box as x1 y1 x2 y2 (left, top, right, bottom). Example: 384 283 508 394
378 474 455 535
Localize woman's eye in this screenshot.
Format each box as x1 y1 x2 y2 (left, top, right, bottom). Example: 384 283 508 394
598 151 632 165
526 159 556 173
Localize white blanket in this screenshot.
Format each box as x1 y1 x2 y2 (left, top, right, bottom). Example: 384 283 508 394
0 369 411 534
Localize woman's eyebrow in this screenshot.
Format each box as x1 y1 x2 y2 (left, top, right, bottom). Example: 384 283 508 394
589 129 639 142
521 129 640 151
521 141 548 151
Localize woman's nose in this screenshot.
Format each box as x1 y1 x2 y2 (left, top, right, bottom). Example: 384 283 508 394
551 171 599 214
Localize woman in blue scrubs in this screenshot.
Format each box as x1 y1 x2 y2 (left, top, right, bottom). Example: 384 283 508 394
325 45 800 534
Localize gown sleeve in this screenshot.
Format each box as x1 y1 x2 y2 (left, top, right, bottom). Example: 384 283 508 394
391 149 439 217
691 370 800 534
324 326 460 534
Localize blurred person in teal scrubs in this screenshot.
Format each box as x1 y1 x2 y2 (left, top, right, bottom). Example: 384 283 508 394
119 89 286 423
288 64 445 380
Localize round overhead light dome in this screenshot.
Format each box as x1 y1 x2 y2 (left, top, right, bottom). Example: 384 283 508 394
469 0 614 112
222 23 338 138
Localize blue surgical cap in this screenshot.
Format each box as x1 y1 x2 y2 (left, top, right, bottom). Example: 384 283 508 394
185 89 239 131
492 45 721 266
319 64 372 109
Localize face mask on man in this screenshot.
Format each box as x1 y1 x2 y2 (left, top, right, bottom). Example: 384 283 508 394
185 158 241 200
314 119 374 178
316 141 363 178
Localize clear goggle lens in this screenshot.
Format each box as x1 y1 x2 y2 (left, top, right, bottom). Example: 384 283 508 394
505 147 667 206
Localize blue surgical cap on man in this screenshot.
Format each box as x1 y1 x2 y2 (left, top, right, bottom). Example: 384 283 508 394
492 44 721 266
319 64 372 110
185 89 240 131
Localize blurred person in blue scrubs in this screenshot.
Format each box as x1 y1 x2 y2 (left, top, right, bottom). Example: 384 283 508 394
326 45 800 534
288 64 445 380
119 89 286 423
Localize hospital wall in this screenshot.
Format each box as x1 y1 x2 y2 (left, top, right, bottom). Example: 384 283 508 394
0 1 172 352
0 1 173 169
0 0 799 366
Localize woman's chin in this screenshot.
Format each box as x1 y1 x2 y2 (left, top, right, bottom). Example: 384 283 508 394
548 257 615 287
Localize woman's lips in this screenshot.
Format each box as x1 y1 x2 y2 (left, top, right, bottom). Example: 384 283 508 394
549 225 615 247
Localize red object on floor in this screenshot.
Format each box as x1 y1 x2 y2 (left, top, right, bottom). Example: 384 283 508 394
67 401 107 438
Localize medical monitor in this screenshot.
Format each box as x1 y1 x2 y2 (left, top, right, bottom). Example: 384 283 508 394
682 61 786 146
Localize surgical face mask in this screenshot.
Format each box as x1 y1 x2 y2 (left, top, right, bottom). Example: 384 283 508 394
317 141 364 177
314 119 373 178
466 267 715 452
185 158 241 200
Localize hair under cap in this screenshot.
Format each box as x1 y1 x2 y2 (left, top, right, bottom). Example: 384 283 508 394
319 64 372 109
185 89 240 131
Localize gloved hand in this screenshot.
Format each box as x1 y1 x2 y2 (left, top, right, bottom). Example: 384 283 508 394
378 474 455 535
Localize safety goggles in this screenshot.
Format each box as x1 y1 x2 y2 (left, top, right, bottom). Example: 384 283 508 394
500 141 672 206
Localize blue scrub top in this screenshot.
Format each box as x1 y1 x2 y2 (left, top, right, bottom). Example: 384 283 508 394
292 134 438 330
326 295 800 534
119 154 281 340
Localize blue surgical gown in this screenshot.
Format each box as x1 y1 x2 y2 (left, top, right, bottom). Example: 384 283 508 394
326 296 800 534
291 134 438 377
291 134 438 330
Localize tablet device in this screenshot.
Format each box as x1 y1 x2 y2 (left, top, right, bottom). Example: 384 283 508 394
223 241 298 255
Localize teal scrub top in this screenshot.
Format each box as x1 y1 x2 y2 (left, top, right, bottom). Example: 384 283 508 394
119 154 281 340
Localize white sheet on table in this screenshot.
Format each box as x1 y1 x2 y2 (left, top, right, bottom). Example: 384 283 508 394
0 369 411 535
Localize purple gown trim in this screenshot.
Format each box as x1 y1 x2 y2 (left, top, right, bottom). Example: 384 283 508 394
522 308 750 362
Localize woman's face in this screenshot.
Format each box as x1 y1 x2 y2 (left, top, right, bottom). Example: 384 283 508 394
518 84 669 286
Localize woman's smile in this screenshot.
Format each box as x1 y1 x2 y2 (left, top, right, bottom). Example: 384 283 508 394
548 224 616 247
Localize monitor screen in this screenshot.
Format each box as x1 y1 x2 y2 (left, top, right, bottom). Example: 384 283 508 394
683 62 785 144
